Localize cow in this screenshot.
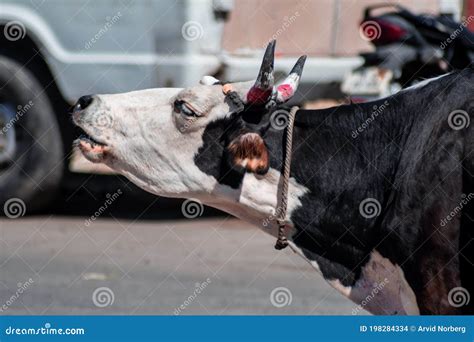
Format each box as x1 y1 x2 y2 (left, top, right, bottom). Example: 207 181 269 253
71 40 473 315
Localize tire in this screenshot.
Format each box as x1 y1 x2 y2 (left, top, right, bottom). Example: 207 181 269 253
0 55 63 214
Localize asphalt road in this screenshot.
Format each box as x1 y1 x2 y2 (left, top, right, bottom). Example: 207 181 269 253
1 213 363 315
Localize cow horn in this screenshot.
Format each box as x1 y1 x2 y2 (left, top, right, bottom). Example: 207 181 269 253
246 40 276 104
274 55 307 104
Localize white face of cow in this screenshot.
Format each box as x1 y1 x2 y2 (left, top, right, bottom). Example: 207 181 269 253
73 82 253 196
72 41 307 227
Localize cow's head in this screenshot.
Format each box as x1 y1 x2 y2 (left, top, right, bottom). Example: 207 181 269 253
72 40 307 222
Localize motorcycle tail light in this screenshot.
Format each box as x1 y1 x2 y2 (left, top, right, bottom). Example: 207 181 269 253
360 18 408 45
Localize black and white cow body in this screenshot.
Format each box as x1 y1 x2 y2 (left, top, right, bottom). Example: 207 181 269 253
194 70 474 315
72 41 473 315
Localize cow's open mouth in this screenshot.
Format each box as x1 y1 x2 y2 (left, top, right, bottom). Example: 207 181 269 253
78 133 107 148
74 127 109 162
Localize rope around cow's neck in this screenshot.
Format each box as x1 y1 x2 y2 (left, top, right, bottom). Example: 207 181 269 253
274 105 299 250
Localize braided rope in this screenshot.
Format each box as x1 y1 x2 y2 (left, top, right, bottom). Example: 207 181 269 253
275 106 299 250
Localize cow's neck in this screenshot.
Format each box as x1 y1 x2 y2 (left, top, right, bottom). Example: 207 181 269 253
207 167 308 238
205 96 413 238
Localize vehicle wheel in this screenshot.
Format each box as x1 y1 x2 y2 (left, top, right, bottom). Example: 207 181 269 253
0 56 63 214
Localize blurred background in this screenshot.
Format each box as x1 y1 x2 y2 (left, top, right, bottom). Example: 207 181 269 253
0 0 472 314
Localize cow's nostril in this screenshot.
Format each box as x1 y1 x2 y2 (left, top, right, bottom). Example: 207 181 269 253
78 95 94 109
72 95 94 113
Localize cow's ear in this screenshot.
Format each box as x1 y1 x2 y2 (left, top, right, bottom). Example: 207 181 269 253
200 76 220 85
227 132 269 175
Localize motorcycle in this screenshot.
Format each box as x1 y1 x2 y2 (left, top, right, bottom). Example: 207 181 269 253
342 4 474 100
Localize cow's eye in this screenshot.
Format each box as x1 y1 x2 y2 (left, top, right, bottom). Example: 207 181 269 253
174 100 198 117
